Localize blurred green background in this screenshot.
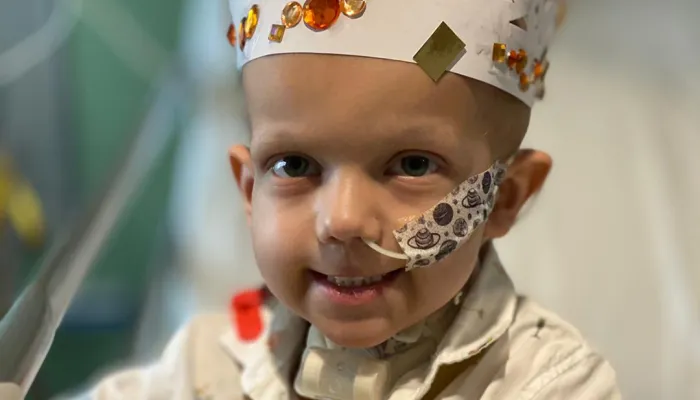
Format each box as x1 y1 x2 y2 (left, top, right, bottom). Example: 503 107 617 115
35 0 184 396
2 0 185 398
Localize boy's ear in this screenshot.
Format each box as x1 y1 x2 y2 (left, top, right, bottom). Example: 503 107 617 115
229 145 255 225
484 149 552 239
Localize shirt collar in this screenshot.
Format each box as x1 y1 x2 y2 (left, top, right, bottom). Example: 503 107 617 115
220 243 517 399
437 243 517 362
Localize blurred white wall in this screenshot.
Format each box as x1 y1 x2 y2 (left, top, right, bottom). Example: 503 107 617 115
169 0 700 398
169 0 262 314
132 0 261 358
499 0 700 398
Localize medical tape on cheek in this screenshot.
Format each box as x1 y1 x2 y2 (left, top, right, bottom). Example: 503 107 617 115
363 161 508 270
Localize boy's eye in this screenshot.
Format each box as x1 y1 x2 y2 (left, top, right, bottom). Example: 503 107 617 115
271 156 319 178
388 155 438 177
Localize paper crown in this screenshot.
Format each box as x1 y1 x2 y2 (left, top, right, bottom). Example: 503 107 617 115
228 0 561 107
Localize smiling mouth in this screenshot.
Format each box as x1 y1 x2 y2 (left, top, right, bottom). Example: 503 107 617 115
311 268 404 288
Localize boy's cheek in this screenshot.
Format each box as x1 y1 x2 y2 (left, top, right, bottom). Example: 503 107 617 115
251 229 311 317
250 209 313 267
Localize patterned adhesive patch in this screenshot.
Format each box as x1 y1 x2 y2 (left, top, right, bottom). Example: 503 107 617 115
393 162 507 270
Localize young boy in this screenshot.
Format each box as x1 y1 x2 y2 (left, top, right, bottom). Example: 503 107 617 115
82 0 620 398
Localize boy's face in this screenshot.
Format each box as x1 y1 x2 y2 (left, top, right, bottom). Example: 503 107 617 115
231 54 549 348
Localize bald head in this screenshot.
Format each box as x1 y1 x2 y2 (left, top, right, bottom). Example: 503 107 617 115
242 53 530 167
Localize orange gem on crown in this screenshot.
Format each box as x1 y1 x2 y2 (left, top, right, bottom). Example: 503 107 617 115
341 0 366 18
516 50 528 73
492 42 551 97
533 61 545 78
519 73 530 91
282 1 303 27
533 59 550 98
506 50 518 69
534 59 550 80
507 49 528 73
226 23 236 47
303 0 341 31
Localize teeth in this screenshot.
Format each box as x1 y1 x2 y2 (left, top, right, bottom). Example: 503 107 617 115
327 274 384 287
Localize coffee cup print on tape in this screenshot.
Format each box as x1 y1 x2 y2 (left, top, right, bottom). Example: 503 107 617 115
390 161 507 270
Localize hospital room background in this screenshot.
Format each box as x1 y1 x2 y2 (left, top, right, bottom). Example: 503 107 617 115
0 0 698 398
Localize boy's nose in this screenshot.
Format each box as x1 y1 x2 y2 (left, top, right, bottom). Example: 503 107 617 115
315 170 382 244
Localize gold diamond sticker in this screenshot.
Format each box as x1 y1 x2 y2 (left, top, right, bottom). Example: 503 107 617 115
413 22 466 82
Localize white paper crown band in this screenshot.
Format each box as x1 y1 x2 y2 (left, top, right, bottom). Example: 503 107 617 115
228 0 560 107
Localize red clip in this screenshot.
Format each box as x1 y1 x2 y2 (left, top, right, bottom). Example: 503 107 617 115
231 289 264 342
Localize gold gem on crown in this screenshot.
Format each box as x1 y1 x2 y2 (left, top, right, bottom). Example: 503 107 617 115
231 0 370 47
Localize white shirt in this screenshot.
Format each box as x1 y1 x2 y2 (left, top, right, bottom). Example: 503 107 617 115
81 248 621 399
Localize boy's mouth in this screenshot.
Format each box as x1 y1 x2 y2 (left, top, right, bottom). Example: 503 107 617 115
308 268 405 306
311 268 404 289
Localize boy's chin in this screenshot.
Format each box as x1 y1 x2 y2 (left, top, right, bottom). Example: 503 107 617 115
317 319 397 349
